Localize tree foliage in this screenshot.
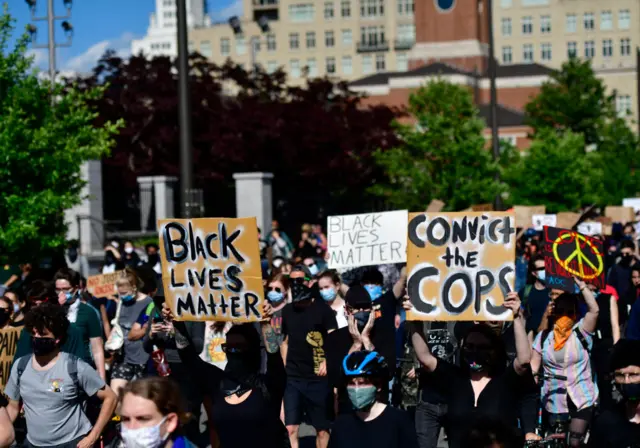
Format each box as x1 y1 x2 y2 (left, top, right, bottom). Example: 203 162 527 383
0 10 120 263
370 80 502 211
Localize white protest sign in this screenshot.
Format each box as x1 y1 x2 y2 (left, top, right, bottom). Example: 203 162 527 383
623 198 640 213
577 221 603 236
327 210 408 269
532 214 556 231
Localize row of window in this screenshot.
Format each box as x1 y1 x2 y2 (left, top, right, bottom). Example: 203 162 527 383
150 42 172 50
280 52 404 77
501 10 631 36
501 38 632 63
289 0 414 22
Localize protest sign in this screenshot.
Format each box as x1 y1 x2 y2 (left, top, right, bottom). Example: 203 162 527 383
514 206 545 229
158 217 264 322
577 221 603 236
556 212 580 229
471 204 494 212
605 206 635 224
406 212 516 321
532 214 556 231
426 200 445 213
0 327 21 392
623 198 640 213
543 226 605 293
87 271 126 298
327 210 408 269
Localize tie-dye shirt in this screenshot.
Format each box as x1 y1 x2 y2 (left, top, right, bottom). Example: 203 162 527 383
533 319 599 414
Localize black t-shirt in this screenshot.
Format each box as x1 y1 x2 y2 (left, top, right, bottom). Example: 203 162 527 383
419 322 458 404
371 291 397 375
430 360 527 448
282 300 337 379
519 285 549 335
590 407 640 448
328 405 418 448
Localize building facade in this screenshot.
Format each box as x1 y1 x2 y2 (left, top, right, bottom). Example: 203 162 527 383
131 0 209 59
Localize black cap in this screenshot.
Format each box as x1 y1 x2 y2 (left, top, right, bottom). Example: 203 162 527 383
292 264 312 280
345 285 372 310
610 339 640 371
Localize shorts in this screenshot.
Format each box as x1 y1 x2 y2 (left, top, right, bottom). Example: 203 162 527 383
111 361 147 382
25 434 86 448
284 378 333 431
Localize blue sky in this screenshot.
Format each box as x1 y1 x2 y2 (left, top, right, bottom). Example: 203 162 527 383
7 0 242 74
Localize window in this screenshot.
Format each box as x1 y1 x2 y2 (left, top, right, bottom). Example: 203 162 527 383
267 34 276 51
324 2 334 19
621 38 631 56
522 16 533 35
397 24 415 44
342 29 353 45
290 59 301 78
375 53 385 71
200 40 212 57
502 46 512 64
584 13 594 30
361 0 384 18
306 58 317 76
585 40 595 58
325 31 335 47
566 14 577 33
267 60 278 73
362 55 373 74
306 32 316 48
342 56 353 74
616 95 632 117
326 57 336 74
360 25 385 46
220 38 230 56
601 11 612 30
341 0 351 17
523 43 534 62
396 53 408 71
236 37 247 55
501 18 512 36
541 43 552 60
289 33 300 49
619 9 630 30
540 15 551 33
397 0 414 16
567 41 577 58
522 0 548 5
501 0 512 7
603 39 613 57
289 4 314 22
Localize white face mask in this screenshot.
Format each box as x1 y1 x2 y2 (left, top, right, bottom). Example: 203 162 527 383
121 416 169 448
125 247 134 254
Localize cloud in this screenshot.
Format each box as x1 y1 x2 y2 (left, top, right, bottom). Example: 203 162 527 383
208 0 243 21
26 49 48 70
62 31 137 74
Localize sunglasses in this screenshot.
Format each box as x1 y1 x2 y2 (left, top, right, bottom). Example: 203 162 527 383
221 344 247 354
268 286 283 293
291 277 309 285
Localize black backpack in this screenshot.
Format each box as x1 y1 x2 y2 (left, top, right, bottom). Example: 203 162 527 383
15 354 80 392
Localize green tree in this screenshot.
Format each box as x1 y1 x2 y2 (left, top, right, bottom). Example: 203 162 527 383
370 80 502 211
525 58 616 146
0 10 121 262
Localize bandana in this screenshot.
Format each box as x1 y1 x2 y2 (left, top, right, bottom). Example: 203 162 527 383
553 316 575 351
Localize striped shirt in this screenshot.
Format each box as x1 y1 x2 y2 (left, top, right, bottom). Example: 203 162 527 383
533 319 599 414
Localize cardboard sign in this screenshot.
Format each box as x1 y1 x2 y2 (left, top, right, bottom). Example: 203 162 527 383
471 204 494 212
543 226 605 293
605 206 635 224
532 214 556 231
577 221 603 236
556 212 581 229
0 327 21 393
426 200 445 213
623 198 640 213
514 206 545 228
158 217 265 322
327 210 408 269
87 271 126 298
406 212 516 321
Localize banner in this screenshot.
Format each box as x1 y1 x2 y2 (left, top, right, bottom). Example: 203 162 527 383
87 271 126 298
158 217 265 322
514 206 545 228
532 214 556 231
327 210 408 269
406 212 516 321
543 226 605 293
605 206 635 224
0 327 21 393
577 221 603 236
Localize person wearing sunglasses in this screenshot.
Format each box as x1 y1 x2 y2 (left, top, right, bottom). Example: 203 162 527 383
329 350 418 448
518 255 550 340
266 273 290 347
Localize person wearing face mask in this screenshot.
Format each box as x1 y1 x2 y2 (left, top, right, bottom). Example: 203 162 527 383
0 296 16 331
122 241 142 269
265 273 290 347
64 242 89 279
409 292 532 448
118 377 197 448
517 255 550 339
530 278 600 448
328 350 418 448
589 339 640 447
318 270 348 329
54 268 105 380
103 244 124 274
608 239 637 303
5 290 27 328
144 243 162 277
5 303 117 448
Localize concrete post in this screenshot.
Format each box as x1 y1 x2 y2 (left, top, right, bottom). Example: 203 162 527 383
233 172 274 235
137 177 155 231
137 175 178 230
65 160 104 256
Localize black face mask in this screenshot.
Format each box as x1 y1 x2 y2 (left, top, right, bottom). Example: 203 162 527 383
147 254 160 265
353 310 371 332
104 252 116 265
618 383 640 401
462 349 492 373
620 254 634 267
67 248 78 262
32 337 57 356
0 310 10 327
222 352 258 396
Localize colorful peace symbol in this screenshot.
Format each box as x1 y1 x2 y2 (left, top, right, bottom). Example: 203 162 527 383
552 232 603 280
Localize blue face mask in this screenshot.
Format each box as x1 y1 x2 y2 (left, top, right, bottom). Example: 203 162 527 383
364 285 383 301
320 288 337 302
536 270 546 282
64 291 76 303
353 310 371 331
121 294 135 303
308 264 319 276
347 385 377 410
267 290 285 304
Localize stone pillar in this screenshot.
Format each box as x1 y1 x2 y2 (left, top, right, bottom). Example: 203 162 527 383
65 160 104 256
137 177 155 231
137 176 178 230
233 172 273 234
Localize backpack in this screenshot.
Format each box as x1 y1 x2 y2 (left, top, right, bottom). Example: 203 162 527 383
541 327 591 354
15 354 80 394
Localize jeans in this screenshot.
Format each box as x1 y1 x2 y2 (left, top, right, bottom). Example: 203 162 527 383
415 400 448 448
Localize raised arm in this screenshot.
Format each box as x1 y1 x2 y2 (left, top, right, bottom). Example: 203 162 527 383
610 296 621 343
347 313 374 354
575 278 599 334
504 291 532 375
409 322 438 372
393 266 408 300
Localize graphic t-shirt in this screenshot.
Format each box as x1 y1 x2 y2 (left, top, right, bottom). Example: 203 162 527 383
200 323 230 370
419 322 458 404
371 291 397 376
281 300 337 379
270 308 285 347
119 296 153 365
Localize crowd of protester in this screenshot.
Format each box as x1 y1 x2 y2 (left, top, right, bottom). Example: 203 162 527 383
0 219 638 448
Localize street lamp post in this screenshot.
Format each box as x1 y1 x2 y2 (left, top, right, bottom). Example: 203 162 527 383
229 15 270 72
486 0 502 210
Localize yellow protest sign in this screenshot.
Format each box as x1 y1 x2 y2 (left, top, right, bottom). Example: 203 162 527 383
87 271 126 298
406 212 516 321
158 217 265 322
0 327 21 393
